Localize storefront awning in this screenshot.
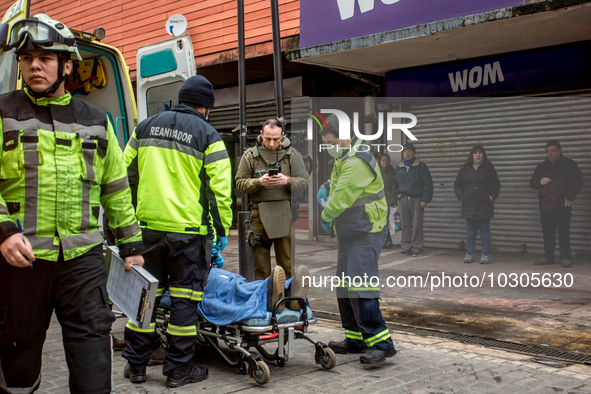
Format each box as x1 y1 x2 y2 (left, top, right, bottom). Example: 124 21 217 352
286 1 591 76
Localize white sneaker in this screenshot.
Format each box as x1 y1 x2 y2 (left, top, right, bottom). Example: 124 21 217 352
463 253 474 263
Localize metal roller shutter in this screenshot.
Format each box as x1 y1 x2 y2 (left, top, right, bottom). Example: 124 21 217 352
404 97 591 256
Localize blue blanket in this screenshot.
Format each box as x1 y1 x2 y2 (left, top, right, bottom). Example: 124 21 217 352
198 268 292 325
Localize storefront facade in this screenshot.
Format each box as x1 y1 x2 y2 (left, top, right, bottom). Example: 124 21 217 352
291 0 591 255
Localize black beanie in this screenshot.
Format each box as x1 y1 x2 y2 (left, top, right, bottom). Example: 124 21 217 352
178 76 215 108
403 142 416 153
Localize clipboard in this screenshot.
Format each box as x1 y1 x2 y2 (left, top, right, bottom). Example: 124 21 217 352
105 246 159 329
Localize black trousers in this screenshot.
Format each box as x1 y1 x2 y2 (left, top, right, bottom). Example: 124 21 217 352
336 230 394 351
541 206 572 261
0 245 114 394
122 230 207 376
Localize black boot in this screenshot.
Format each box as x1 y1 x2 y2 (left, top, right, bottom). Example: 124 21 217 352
166 363 208 388
359 348 397 364
123 363 146 383
328 339 369 354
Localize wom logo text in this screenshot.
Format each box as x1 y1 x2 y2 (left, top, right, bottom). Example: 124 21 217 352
306 109 418 141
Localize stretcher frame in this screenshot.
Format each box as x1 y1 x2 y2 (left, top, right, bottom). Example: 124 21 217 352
156 296 336 385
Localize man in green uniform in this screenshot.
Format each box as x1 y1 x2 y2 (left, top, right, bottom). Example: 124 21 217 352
235 119 309 280
0 15 144 394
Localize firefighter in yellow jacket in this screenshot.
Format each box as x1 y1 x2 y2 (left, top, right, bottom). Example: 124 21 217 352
0 15 144 394
122 76 233 388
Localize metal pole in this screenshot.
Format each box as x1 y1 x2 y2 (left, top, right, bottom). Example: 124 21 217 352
238 0 248 170
270 0 284 122
237 0 254 280
238 212 254 281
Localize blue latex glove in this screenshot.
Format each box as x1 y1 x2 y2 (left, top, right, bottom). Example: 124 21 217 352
216 236 228 251
211 249 225 268
316 186 328 206
321 222 332 232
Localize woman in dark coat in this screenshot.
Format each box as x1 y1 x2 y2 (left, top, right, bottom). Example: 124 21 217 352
379 154 396 248
454 145 500 264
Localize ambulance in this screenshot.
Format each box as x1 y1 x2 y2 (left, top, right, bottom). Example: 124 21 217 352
0 0 197 149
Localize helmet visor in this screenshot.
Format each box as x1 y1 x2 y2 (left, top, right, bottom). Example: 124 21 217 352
9 19 74 48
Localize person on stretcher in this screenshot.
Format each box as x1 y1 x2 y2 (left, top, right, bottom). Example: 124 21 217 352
159 247 310 326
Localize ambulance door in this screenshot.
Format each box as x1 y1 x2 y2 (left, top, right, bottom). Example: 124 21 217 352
72 41 138 149
136 34 195 122
0 0 29 94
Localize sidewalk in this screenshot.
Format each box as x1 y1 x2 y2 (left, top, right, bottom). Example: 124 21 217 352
29 235 591 393
223 235 591 354
37 314 591 393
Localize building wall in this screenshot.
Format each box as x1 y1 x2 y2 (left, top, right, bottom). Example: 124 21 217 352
0 0 300 77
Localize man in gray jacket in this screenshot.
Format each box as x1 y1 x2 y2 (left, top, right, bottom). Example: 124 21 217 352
392 143 434 257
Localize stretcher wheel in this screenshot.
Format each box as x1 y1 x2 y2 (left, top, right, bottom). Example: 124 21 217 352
253 360 270 385
316 348 336 370
276 358 286 367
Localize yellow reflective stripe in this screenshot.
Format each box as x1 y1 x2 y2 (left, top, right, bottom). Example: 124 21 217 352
156 287 165 297
169 287 203 301
333 280 351 288
345 330 363 340
167 323 197 337
364 329 391 347
203 139 232 236
128 135 139 150
126 320 156 333
324 211 336 221
123 129 139 167
169 287 192 297
204 149 229 165
204 140 227 156
190 293 203 301
345 329 362 335
340 280 379 291
346 333 363 340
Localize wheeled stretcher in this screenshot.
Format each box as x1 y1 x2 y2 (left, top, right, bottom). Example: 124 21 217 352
156 296 336 385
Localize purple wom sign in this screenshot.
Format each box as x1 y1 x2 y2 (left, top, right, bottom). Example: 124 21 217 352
300 0 522 48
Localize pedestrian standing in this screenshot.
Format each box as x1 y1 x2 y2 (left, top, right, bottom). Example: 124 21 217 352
454 145 500 264
0 15 144 394
391 143 433 257
530 140 583 267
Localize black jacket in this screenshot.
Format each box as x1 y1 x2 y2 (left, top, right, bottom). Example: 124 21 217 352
529 154 583 211
380 165 395 207
454 161 500 220
391 159 434 205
